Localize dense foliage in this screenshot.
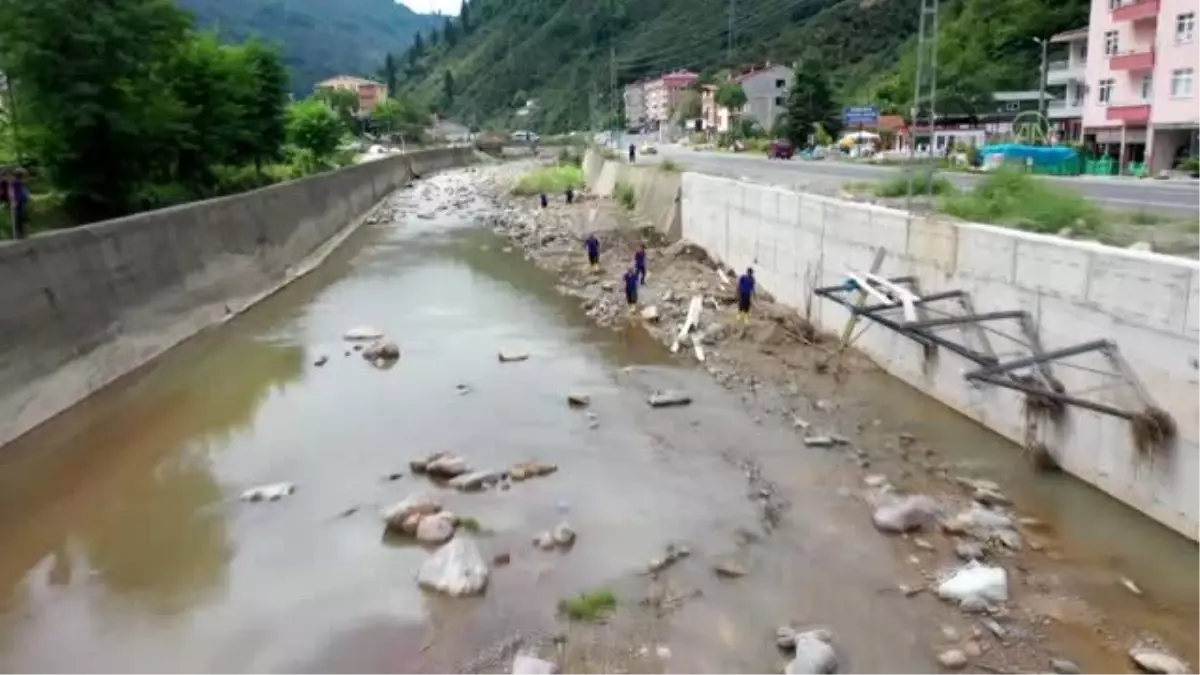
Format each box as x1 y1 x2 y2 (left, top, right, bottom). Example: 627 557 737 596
177 0 440 94
0 0 351 224
395 0 1087 132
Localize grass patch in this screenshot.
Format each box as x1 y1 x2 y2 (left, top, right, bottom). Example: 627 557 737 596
941 168 1104 234
658 159 681 173
1126 210 1167 226
512 165 583 196
559 588 617 621
456 516 482 533
615 181 636 210
874 169 957 198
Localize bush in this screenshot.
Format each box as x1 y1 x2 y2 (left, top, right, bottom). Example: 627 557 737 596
874 169 956 198
615 181 636 210
659 159 681 172
558 146 583 167
941 167 1104 234
512 165 583 196
1177 155 1199 175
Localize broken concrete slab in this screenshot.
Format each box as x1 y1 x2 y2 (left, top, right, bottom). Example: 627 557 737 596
648 390 692 408
240 483 295 502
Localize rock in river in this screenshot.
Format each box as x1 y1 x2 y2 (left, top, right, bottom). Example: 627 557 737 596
567 393 591 407
648 390 692 408
1129 648 1191 674
448 470 504 491
417 537 489 597
552 521 576 546
512 654 558 674
425 454 472 478
498 350 530 363
937 649 968 670
240 483 295 502
509 461 558 481
344 326 385 340
381 493 442 531
362 340 400 361
416 513 457 544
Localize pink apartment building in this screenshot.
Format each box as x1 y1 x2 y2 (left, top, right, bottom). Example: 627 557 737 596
642 70 700 124
1082 0 1199 173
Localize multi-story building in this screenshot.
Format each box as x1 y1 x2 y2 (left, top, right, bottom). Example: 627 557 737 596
1046 28 1090 141
1082 0 1199 173
643 70 699 124
699 85 732 133
315 75 388 113
734 63 794 133
623 82 647 130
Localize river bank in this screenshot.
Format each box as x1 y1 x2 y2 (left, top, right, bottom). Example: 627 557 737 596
478 159 1198 674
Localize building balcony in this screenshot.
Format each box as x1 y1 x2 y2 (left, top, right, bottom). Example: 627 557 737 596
1047 99 1084 119
1046 60 1086 85
1109 49 1155 71
1106 102 1152 124
1112 0 1159 22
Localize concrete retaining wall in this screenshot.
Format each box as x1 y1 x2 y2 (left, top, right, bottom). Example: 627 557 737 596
0 147 474 447
583 149 682 239
680 171 1200 540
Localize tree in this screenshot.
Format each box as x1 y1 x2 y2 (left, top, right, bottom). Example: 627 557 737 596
460 0 473 34
383 53 398 98
443 17 458 47
409 32 425 64
782 67 839 149
372 98 403 135
441 71 456 110
314 87 360 129
428 26 440 47
168 33 251 191
287 98 345 162
715 83 747 138
0 0 193 218
234 39 288 173
670 89 702 123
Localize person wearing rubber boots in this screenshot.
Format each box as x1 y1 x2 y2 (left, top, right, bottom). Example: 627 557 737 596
584 233 600 272
623 265 640 315
736 267 755 324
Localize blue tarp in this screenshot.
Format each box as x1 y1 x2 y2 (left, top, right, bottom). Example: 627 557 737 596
978 143 1079 167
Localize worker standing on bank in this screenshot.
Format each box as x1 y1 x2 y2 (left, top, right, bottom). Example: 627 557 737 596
623 265 640 315
634 242 647 285
628 143 637 163
584 233 600 272
736 267 755 324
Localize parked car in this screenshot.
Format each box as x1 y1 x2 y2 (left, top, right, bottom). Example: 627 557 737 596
768 140 795 160
511 130 540 143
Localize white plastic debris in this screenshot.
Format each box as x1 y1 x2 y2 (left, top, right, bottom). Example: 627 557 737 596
936 561 1009 607
416 537 489 596
240 483 295 502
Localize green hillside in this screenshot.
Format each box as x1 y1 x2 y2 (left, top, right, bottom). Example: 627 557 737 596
398 0 1088 132
177 0 440 94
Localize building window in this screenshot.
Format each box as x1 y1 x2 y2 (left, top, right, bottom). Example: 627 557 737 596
774 96 785 106
1097 78 1114 104
1104 30 1119 55
1171 68 1194 97
1109 0 1124 9
775 79 786 88
1177 12 1195 43
1139 74 1153 99
1005 101 1020 111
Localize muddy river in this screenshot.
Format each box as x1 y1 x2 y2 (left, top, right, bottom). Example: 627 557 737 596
0 166 1193 673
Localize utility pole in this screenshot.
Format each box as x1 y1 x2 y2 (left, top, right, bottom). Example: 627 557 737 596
905 0 940 207
610 45 618 142
1033 36 1049 119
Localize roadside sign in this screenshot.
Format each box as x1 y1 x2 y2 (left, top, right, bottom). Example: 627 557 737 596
842 105 879 127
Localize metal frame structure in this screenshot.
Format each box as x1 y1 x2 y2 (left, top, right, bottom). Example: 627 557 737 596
814 274 1164 422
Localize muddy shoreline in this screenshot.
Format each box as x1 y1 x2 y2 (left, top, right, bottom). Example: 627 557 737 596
472 160 1196 674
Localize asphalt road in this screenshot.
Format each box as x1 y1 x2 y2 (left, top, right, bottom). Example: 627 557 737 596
651 145 1200 217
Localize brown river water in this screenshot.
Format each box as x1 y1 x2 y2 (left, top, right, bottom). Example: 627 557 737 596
0 167 1192 673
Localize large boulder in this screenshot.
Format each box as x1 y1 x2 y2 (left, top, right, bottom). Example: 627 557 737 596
1129 648 1191 674
509 461 558 482
416 512 457 544
448 470 504 491
425 454 472 478
871 494 939 533
512 654 558 674
417 538 489 596
363 340 401 361
785 630 838 674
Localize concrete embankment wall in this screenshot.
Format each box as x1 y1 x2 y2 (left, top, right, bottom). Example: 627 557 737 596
0 147 474 447
582 149 681 239
680 172 1200 540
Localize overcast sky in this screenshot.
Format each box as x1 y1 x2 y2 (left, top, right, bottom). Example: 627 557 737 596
401 0 459 15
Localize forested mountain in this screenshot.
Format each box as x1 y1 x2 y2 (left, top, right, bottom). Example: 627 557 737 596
397 0 1088 132
178 0 440 94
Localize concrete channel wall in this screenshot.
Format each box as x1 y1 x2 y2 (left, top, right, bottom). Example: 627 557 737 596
0 146 474 447
679 171 1200 541
582 149 682 239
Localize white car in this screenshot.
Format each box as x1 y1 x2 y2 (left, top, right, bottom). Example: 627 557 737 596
511 130 540 143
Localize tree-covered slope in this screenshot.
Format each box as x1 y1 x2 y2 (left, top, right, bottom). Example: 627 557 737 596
400 0 1087 132
177 0 440 94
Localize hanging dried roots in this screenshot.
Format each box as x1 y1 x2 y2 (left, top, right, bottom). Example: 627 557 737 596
1130 407 1176 456
1027 442 1061 473
1016 374 1066 420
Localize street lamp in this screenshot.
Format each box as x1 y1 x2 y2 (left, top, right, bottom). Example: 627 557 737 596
1032 36 1049 118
